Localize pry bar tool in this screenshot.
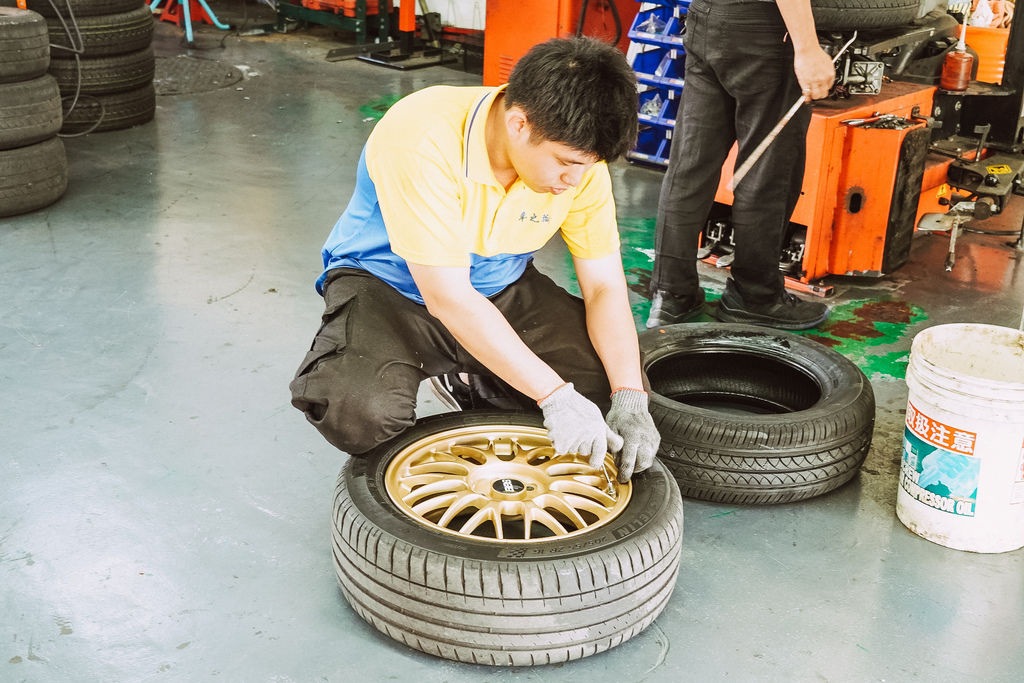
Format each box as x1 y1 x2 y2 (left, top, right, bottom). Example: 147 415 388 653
728 32 858 191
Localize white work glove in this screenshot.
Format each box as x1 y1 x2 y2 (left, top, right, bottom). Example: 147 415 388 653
605 388 660 482
539 383 623 466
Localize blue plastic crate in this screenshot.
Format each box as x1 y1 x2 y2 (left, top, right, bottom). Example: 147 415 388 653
628 126 672 168
628 2 686 48
631 45 666 80
633 47 684 89
637 87 679 128
628 1 689 167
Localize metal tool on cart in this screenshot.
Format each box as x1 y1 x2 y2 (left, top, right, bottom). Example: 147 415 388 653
918 122 1024 269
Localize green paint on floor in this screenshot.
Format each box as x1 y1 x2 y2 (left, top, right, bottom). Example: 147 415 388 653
616 217 721 324
359 94 402 121
567 217 926 380
797 299 928 380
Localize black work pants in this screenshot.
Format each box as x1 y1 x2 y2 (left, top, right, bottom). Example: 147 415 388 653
289 265 612 455
650 0 810 304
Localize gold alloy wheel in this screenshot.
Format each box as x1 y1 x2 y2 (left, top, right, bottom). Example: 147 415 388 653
384 424 632 542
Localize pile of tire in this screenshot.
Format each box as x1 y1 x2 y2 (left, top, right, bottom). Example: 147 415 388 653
17 0 156 134
0 7 67 217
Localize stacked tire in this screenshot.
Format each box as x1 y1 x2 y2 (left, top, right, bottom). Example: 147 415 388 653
0 7 67 217
19 0 156 134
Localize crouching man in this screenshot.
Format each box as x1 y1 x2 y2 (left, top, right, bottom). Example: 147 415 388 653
290 37 659 481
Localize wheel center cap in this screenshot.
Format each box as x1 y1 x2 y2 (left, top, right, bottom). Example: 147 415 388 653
492 478 525 494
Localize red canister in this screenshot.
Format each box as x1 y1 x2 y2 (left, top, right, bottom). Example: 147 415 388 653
940 49 974 91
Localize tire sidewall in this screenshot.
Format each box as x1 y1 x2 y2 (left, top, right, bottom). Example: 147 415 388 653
344 411 678 563
640 323 871 439
810 0 922 30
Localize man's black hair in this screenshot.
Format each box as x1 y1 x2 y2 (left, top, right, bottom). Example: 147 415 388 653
505 36 639 162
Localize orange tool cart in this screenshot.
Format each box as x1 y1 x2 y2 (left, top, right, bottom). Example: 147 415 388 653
650 7 1024 291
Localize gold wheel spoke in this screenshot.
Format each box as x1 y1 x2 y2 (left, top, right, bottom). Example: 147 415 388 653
492 510 504 540
436 491 489 528
402 478 467 505
533 452 581 468
523 444 557 463
549 479 607 499
424 450 482 467
544 463 601 477
458 503 498 535
407 461 470 476
409 492 460 516
400 472 453 489
561 492 614 515
534 494 588 529
449 444 491 464
525 505 570 537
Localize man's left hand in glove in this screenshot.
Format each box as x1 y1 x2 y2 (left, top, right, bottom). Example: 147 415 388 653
602 387 660 482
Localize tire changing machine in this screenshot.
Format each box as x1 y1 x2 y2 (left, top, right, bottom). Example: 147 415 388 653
691 10 1024 295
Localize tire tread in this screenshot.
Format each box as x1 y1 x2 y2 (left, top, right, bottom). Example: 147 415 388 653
332 428 683 664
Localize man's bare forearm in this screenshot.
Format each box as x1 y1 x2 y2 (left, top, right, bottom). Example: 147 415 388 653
776 0 835 99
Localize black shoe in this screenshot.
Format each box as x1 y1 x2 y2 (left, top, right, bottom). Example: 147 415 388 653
429 373 474 411
429 373 528 412
645 288 706 328
716 287 830 330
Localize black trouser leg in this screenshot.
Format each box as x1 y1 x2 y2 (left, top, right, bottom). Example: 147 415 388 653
726 46 809 304
289 269 451 455
289 265 612 455
650 0 811 305
649 10 734 298
487 264 612 411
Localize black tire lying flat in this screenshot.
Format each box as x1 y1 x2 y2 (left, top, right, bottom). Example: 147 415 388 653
639 323 875 504
0 136 67 217
47 6 154 57
49 46 155 95
0 74 62 150
811 0 921 30
60 82 155 134
0 7 49 83
334 411 684 665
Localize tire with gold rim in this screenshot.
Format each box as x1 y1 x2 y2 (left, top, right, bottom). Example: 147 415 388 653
332 410 683 666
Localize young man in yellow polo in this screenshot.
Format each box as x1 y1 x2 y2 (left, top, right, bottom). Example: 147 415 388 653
290 37 659 482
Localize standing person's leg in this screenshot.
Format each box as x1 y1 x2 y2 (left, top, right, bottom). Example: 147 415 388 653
720 17 806 303
709 3 829 329
646 3 736 327
289 269 459 455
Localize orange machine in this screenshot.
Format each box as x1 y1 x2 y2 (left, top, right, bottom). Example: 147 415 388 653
483 0 639 86
710 81 939 294
700 8 1024 291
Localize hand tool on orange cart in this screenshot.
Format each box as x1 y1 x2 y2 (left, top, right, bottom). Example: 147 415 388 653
728 32 858 192
839 114 902 127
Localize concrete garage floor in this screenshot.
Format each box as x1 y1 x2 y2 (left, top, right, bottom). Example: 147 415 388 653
3 6 1024 681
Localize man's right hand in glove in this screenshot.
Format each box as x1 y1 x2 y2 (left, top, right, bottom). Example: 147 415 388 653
538 382 624 464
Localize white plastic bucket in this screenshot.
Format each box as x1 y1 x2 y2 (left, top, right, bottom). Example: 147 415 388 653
897 323 1024 553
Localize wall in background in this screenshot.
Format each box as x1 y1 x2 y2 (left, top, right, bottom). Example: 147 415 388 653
414 0 486 30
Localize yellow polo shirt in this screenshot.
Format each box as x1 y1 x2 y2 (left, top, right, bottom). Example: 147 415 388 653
318 85 620 303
